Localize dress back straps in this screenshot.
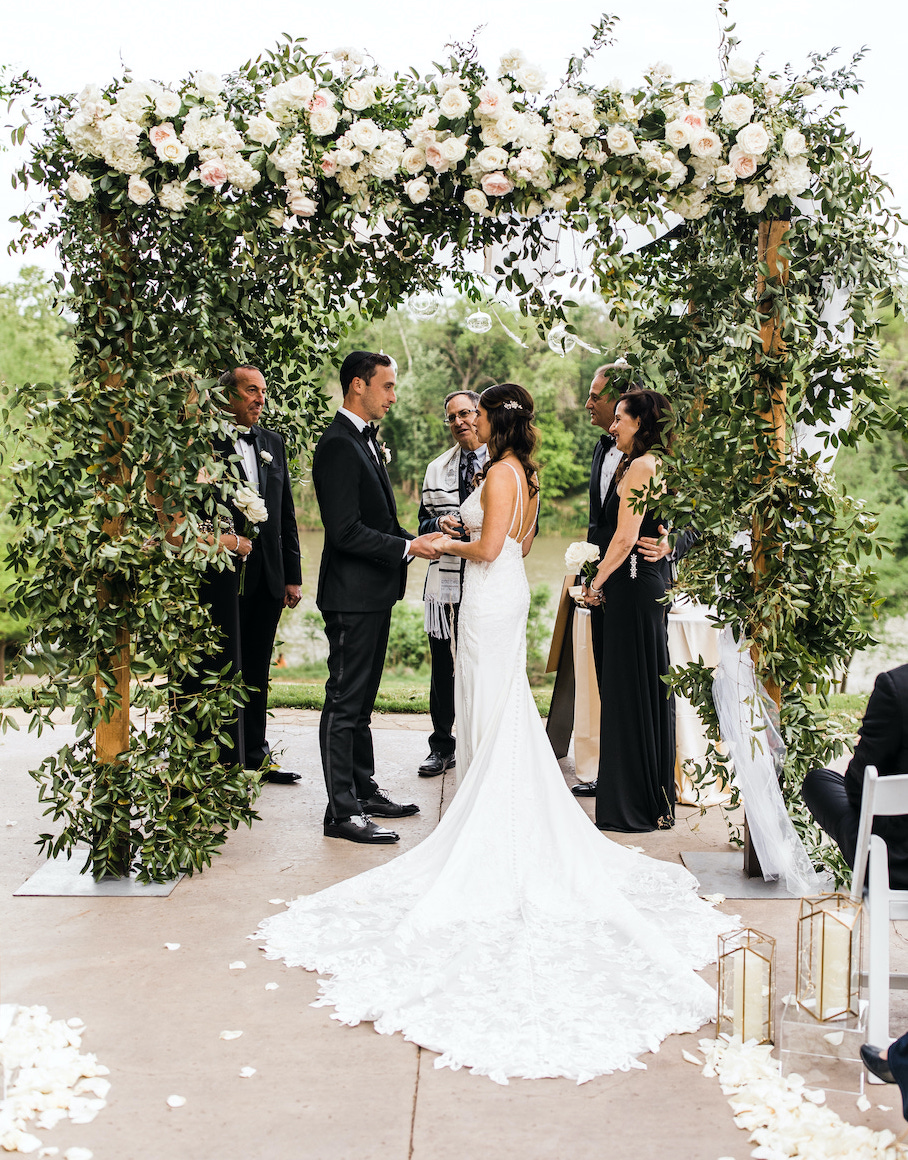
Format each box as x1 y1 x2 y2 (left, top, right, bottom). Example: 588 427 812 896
502 461 538 542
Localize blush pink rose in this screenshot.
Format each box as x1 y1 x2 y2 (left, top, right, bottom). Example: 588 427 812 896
729 146 758 179
682 109 708 132
424 142 450 172
320 154 339 177
149 123 177 148
480 170 514 197
199 158 229 187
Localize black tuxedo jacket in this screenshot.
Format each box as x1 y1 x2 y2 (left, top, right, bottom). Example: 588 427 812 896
845 665 908 878
588 433 618 553
313 411 411 613
223 426 302 602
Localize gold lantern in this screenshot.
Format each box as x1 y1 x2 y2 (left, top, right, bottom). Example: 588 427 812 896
717 927 775 1044
796 893 861 1021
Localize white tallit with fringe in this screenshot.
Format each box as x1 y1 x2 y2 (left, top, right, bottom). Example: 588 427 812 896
421 443 484 639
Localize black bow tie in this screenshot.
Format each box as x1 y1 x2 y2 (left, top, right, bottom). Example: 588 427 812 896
239 429 257 444
600 433 615 449
362 424 379 443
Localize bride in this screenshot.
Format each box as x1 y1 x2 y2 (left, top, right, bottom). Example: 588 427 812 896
255 382 736 1084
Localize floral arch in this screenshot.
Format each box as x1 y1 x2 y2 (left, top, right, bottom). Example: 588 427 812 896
4 16 904 880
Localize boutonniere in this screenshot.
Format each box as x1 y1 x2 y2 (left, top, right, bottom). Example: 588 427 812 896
259 449 273 464
379 440 392 465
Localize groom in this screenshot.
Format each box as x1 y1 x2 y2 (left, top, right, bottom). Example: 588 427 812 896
313 351 440 843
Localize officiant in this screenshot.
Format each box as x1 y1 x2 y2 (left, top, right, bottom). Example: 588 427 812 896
415 391 488 777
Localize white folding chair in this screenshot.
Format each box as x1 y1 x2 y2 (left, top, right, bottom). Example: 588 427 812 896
850 766 908 1055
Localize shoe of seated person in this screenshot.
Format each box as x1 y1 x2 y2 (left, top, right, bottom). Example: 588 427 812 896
571 780 597 797
323 815 400 844
860 1044 897 1084
260 766 302 784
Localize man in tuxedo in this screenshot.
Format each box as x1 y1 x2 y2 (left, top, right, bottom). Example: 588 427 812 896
802 665 908 887
221 366 303 785
313 351 440 843
415 391 488 777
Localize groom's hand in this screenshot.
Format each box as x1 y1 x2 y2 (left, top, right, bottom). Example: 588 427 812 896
409 533 443 560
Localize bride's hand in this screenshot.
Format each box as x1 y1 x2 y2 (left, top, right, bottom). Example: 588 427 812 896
436 535 454 555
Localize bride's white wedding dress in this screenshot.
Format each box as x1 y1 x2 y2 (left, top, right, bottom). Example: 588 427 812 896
255 470 736 1084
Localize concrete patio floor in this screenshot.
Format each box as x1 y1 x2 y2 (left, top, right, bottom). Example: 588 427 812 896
2 707 906 1160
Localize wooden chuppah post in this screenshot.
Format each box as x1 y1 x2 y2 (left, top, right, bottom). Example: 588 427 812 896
743 218 790 878
94 214 133 875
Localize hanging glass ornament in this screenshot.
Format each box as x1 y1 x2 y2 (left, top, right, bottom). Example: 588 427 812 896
547 323 577 356
410 292 439 319
465 310 492 334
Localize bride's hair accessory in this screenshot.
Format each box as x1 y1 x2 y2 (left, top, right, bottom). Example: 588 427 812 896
503 401 519 410
501 400 534 418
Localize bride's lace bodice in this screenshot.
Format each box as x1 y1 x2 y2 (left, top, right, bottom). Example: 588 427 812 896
255 465 737 1084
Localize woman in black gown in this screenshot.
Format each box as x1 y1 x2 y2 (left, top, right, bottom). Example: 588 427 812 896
584 389 675 832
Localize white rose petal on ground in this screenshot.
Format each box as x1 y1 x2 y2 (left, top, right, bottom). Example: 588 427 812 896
823 1031 844 1046
63 1150 94 1160
164 943 181 951
878 1105 893 1111
228 961 246 970
239 1067 257 1078
219 1030 243 1040
268 899 285 905
856 1094 871 1112
702 893 726 904
682 1050 703 1065
6 819 18 825
166 1094 186 1108
264 983 279 991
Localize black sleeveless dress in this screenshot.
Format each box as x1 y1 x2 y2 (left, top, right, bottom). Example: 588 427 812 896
594 489 676 832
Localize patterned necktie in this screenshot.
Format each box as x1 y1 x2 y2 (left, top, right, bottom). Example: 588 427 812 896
460 450 477 501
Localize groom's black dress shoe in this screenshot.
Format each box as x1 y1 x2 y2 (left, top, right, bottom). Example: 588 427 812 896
861 1044 897 1084
324 815 400 844
571 780 598 797
260 767 301 784
418 752 455 777
357 789 420 818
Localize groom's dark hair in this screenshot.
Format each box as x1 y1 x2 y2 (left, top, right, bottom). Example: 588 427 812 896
339 351 392 394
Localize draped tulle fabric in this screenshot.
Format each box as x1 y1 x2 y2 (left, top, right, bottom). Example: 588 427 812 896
255 478 737 1084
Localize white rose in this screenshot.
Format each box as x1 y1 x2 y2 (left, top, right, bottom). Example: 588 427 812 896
496 111 524 143
288 192 318 217
689 130 722 159
736 121 770 156
400 147 427 175
155 90 182 118
348 118 382 152
194 71 222 100
438 87 471 119
343 79 375 111
260 450 273 464
480 121 507 147
336 167 363 195
267 206 286 227
664 119 692 150
309 107 339 137
65 172 92 201
727 57 755 83
235 484 268 524
464 188 489 213
508 147 546 181
720 93 754 129
552 131 582 160
665 154 689 189
672 188 710 219
476 145 509 172
335 146 363 168
715 164 737 193
564 541 600 571
127 174 154 205
742 183 770 213
246 114 280 146
405 176 431 204
499 49 526 75
605 125 637 156
763 80 784 107
286 75 316 104
648 61 673 83
439 135 468 163
514 63 546 94
78 83 103 107
782 128 807 157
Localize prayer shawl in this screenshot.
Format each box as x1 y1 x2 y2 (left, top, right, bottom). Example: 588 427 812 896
421 444 467 639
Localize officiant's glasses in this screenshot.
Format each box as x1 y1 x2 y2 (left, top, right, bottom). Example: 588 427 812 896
444 408 478 424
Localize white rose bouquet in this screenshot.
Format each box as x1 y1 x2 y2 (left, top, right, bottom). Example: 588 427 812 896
564 541 600 582
234 483 268 593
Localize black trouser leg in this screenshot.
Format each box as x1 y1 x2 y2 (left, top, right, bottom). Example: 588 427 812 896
802 767 859 868
427 605 458 756
320 609 389 822
238 588 284 769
